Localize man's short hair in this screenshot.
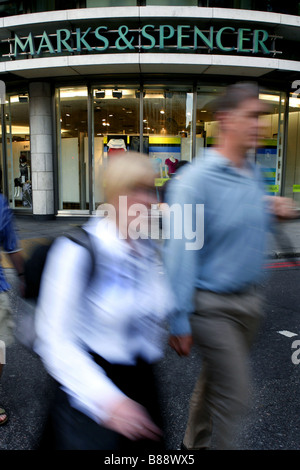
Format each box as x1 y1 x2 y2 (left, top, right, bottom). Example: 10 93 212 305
211 82 260 114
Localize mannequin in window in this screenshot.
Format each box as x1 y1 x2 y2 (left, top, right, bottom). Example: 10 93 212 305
14 154 31 205
19 154 30 183
165 156 178 177
14 178 22 198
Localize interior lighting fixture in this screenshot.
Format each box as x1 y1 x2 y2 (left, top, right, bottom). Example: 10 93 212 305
112 88 122 99
289 98 300 108
95 90 105 99
164 91 173 99
60 88 88 98
259 93 280 103
18 95 28 103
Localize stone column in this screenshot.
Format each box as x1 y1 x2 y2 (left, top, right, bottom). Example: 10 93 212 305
29 82 54 219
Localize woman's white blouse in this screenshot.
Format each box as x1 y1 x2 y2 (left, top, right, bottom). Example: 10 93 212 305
34 217 175 424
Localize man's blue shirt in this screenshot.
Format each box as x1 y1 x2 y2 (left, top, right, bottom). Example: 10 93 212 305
164 149 270 336
0 194 20 292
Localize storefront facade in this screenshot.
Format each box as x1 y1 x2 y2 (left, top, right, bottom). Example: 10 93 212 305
0 2 300 217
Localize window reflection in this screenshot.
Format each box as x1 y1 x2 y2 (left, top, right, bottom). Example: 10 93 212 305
54 83 290 214
196 86 225 155
4 94 31 209
257 91 286 195
92 86 140 209
143 87 193 183
196 86 286 197
86 0 136 5
285 93 300 202
57 86 88 211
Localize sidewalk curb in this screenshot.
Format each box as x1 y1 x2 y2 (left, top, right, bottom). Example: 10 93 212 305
266 251 300 259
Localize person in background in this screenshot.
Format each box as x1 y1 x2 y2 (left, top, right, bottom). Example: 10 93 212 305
34 152 175 450
0 195 24 426
164 82 297 450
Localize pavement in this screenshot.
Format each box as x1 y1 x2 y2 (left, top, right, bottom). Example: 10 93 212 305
6 212 300 263
1 214 91 268
0 213 299 451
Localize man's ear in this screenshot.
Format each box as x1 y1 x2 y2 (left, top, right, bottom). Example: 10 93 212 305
215 110 232 133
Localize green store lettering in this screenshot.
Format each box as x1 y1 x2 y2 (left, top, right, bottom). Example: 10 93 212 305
13 24 271 57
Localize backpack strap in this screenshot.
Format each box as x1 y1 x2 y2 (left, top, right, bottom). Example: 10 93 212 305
64 226 96 283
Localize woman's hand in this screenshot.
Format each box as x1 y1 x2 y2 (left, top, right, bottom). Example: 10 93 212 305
103 397 162 441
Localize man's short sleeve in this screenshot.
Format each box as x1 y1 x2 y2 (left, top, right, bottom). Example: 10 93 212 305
0 198 19 253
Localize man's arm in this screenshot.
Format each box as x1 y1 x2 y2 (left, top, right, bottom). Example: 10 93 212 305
163 174 200 356
8 250 24 274
7 250 25 295
1 201 25 293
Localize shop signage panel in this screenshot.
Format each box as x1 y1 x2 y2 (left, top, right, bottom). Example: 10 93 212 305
2 22 281 60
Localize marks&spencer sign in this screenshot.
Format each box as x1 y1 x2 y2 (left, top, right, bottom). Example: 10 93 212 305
5 24 279 59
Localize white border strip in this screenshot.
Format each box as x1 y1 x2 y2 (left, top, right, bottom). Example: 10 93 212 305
0 6 299 30
1 53 300 76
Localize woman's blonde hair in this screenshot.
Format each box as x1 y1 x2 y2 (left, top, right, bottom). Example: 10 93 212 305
103 151 156 202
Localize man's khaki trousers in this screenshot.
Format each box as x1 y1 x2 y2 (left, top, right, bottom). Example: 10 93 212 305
183 288 264 450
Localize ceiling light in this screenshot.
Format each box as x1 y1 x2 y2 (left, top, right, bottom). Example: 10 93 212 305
259 93 280 103
112 89 122 99
135 91 145 98
95 90 105 99
18 95 28 103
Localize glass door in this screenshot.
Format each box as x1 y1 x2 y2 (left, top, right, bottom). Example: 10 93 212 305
257 90 287 196
92 85 140 210
5 93 31 210
56 86 89 212
284 91 300 204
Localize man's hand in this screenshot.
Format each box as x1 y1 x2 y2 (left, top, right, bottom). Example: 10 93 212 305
103 397 163 442
168 334 193 357
265 196 298 220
